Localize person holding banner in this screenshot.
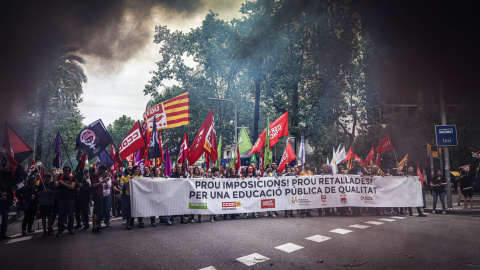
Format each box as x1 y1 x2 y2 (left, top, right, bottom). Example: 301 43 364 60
170 164 187 224
224 167 240 220
151 167 173 226
189 167 204 223
406 167 426 217
283 167 296 218
299 163 314 218
430 169 447 214
348 160 364 216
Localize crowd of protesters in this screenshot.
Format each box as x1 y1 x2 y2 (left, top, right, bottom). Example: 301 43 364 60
0 158 477 239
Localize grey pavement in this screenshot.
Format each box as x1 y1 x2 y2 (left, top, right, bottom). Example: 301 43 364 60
1 209 479 270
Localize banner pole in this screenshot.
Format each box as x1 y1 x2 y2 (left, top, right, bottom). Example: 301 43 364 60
34 151 52 172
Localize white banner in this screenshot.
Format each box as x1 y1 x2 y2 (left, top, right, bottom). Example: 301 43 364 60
130 175 423 217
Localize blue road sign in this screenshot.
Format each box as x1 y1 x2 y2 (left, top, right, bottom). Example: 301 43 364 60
435 125 458 146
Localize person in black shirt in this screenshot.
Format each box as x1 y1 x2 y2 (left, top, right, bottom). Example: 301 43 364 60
0 179 14 239
459 167 477 209
36 173 56 237
17 177 39 235
430 169 447 214
53 166 77 236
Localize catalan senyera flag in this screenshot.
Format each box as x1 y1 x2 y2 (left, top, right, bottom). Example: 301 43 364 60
144 92 190 131
396 154 408 172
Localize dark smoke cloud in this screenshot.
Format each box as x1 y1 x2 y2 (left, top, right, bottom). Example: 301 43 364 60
0 0 204 122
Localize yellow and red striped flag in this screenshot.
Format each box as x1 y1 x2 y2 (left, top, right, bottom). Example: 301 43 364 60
144 92 190 131
396 154 408 172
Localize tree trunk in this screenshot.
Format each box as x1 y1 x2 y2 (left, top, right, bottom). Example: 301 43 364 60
35 99 47 162
253 75 261 139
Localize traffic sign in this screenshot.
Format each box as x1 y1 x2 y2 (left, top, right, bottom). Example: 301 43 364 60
435 125 458 146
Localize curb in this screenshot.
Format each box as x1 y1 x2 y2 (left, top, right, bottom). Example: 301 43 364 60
424 208 480 215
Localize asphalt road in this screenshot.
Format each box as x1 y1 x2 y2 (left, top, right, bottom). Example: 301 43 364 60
1 211 479 269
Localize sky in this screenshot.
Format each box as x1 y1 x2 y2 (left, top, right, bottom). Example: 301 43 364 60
78 1 244 126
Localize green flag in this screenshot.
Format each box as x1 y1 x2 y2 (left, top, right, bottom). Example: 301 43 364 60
216 136 222 168
238 126 252 154
264 118 272 169
250 153 257 164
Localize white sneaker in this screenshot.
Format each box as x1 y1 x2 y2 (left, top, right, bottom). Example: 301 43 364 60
254 213 259 218
431 210 435 214
122 219 126 225
264 213 269 217
210 219 215 223
271 213 276 218
442 211 446 215
244 213 248 219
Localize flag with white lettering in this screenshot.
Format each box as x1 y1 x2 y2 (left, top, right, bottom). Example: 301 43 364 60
118 121 145 161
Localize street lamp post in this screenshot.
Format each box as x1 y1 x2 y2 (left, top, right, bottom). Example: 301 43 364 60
208 98 238 152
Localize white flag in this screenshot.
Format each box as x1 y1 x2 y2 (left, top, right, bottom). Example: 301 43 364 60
298 133 305 166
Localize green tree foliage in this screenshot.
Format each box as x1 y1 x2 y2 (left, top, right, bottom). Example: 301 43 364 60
17 47 86 169
107 115 137 148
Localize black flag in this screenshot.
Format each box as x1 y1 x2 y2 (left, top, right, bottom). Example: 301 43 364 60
147 116 162 160
75 119 113 159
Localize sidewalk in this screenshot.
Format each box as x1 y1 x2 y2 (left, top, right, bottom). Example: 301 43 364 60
423 189 480 215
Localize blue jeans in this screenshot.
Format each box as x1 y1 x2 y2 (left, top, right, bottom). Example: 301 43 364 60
432 190 446 211
102 195 111 223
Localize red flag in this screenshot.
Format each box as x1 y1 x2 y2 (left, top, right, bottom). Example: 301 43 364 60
354 154 365 166
26 160 39 176
249 112 289 154
140 121 151 160
188 108 218 165
235 145 241 176
2 123 33 175
469 147 480 159
177 131 189 165
417 165 426 188
114 149 122 168
259 147 264 177
458 164 471 171
109 144 116 174
364 147 375 165
278 142 297 174
118 121 145 160
345 146 354 161
375 153 381 166
40 167 44 182
375 135 394 155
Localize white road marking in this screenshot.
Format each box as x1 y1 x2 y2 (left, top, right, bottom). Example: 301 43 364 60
199 266 216 270
5 236 32 244
365 221 383 225
330 228 353 234
236 253 270 266
391 216 406 219
275 243 304 253
349 224 370 229
378 218 396 222
306 235 331 243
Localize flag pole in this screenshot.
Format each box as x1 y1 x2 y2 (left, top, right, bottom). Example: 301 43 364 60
61 143 74 169
392 147 399 164
34 151 52 172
